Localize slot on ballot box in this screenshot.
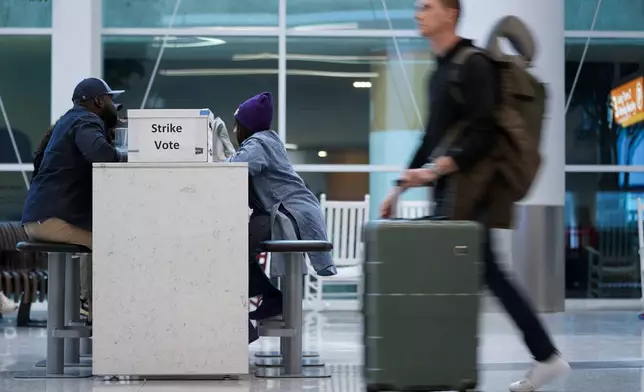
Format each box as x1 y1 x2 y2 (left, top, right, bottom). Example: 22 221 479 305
127 109 216 163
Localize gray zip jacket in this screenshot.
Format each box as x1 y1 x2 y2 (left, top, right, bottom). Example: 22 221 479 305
228 130 337 277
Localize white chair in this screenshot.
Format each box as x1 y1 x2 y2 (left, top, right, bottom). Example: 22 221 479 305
587 203 639 298
304 194 370 311
397 199 433 219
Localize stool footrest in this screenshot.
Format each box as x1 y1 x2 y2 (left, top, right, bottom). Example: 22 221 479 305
255 351 320 358
34 358 92 368
255 357 325 368
258 319 285 328
255 366 331 378
67 321 89 328
52 327 92 339
258 327 296 337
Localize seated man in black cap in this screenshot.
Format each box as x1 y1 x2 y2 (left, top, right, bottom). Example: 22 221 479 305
22 77 125 321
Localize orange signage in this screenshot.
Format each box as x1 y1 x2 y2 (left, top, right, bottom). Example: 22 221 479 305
611 76 644 127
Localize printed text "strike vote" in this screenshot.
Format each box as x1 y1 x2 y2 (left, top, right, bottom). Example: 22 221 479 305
151 123 183 150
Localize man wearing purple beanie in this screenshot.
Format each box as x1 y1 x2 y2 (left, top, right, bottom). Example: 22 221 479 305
227 92 336 343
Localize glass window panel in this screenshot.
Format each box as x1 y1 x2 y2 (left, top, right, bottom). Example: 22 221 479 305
286 0 414 30
0 35 51 164
0 172 28 221
565 172 644 299
103 36 278 132
286 0 644 32
565 38 644 165
0 0 51 27
295 169 370 202
285 37 432 165
103 0 278 28
565 0 644 31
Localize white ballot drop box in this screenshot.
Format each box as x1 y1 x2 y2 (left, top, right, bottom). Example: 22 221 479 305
127 109 215 163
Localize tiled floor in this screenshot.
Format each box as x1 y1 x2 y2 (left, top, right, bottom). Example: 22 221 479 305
2 301 644 391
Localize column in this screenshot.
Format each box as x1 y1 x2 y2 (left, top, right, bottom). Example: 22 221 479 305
460 0 565 312
369 50 434 219
51 0 102 123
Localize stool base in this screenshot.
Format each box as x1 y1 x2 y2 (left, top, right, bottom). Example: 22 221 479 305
79 337 92 357
255 351 319 358
255 366 330 379
13 368 93 379
255 357 325 368
35 358 92 368
16 320 47 328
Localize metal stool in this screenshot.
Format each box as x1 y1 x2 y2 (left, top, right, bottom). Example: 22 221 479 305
14 241 93 379
254 240 333 379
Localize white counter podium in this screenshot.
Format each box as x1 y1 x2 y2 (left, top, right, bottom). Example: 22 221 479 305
92 162 248 378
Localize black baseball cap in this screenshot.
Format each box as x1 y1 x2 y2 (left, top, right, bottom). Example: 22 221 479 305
72 77 124 103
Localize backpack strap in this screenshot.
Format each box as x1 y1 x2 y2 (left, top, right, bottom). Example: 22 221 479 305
427 47 487 160
449 47 486 104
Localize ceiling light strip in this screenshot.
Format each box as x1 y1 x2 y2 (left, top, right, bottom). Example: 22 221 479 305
290 23 360 31
286 29 419 37
102 27 281 36
159 68 379 78
151 36 226 48
232 53 388 62
101 27 423 38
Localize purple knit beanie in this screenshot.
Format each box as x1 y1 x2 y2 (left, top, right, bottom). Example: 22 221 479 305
234 92 274 133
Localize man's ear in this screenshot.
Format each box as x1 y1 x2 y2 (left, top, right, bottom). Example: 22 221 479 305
94 96 104 109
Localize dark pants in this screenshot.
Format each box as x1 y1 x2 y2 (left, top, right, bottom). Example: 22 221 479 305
483 229 557 362
248 213 280 298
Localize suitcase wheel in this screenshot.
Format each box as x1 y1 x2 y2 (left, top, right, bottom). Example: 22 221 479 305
459 379 478 392
366 383 477 392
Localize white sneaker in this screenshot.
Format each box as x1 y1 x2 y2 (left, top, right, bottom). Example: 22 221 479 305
0 292 18 314
509 354 571 392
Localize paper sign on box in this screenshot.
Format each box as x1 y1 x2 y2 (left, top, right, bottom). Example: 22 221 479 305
127 109 215 163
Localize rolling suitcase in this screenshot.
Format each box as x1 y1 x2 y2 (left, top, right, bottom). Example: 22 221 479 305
363 214 483 392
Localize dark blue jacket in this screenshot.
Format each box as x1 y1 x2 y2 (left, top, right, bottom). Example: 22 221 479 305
22 105 119 231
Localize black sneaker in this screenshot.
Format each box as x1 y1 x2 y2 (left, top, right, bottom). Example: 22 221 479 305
249 320 259 344
249 292 283 321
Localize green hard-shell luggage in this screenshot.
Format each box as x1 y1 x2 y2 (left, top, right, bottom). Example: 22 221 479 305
363 218 483 392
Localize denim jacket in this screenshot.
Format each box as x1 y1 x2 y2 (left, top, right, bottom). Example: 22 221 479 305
228 130 336 277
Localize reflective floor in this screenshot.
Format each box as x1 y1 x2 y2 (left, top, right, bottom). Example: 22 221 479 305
2 300 644 391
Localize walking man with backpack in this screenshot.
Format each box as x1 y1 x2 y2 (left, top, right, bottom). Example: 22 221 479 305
379 0 570 390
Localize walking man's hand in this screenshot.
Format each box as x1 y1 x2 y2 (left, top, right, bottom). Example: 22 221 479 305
400 168 439 187
380 190 397 218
